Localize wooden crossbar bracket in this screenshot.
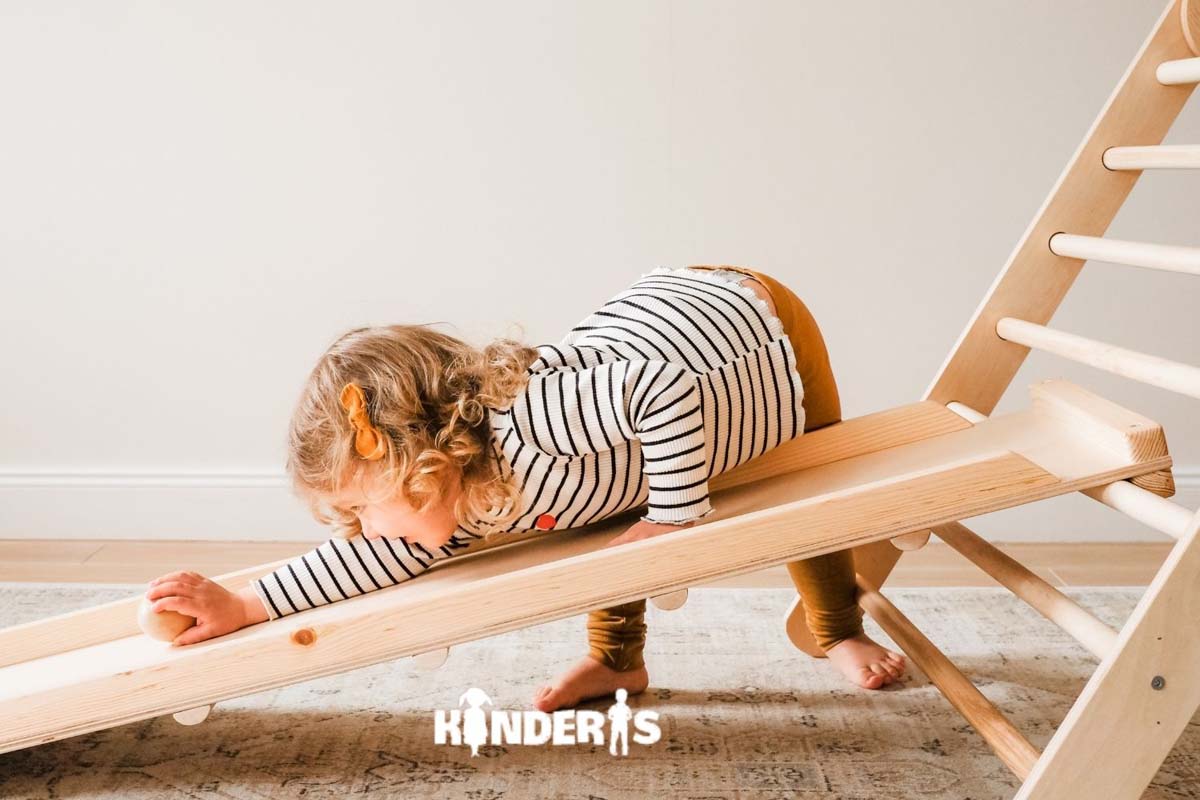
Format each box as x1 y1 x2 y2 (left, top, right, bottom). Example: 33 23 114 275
1102 144 1200 170
946 395 1185 539
1048 232 1200 275
997 317 1200 403
1027 380 1173 478
855 574 1042 779
933 521 1118 659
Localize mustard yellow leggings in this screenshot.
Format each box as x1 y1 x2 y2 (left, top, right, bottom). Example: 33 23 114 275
586 264 863 671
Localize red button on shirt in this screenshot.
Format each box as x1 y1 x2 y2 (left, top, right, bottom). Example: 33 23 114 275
535 513 557 530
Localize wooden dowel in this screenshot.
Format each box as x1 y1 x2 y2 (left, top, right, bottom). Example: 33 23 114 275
1103 144 1200 170
855 575 1041 780
996 317 1200 400
946 401 986 423
1080 481 1194 540
933 522 1118 659
1157 55 1200 84
1048 233 1200 276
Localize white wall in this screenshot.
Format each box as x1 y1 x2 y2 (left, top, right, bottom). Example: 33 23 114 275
1 0 1196 543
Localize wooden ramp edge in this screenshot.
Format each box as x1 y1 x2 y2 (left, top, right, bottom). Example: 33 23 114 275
0 398 973 670
0 379 1172 754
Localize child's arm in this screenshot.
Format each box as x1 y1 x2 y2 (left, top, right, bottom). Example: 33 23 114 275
145 534 461 645
622 362 714 525
519 358 715 525
248 532 459 621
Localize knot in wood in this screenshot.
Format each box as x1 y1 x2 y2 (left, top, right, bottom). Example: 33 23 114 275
291 627 317 646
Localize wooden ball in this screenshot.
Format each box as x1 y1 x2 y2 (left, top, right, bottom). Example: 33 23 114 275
138 596 197 642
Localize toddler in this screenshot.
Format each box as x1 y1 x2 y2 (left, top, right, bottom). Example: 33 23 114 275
145 265 905 710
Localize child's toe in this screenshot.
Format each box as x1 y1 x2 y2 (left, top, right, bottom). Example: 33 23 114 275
857 668 885 689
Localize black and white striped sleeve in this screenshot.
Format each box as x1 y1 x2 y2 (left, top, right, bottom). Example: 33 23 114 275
249 533 470 621
515 359 714 525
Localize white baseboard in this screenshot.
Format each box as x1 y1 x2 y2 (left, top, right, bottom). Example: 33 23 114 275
0 470 322 542
0 468 1195 543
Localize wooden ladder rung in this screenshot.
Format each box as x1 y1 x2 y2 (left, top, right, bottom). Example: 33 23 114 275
996 318 1200 400
1048 233 1200 276
933 521 1118 659
1102 144 1200 170
855 574 1042 780
1080 481 1194 539
1157 55 1200 84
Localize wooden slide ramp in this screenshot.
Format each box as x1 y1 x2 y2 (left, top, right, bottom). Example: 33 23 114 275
0 378 1173 755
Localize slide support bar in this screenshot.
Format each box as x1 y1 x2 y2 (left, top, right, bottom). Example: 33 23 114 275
856 574 1042 779
933 521 1118 659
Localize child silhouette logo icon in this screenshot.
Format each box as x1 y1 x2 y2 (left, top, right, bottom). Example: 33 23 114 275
607 688 633 757
434 686 661 756
458 687 493 757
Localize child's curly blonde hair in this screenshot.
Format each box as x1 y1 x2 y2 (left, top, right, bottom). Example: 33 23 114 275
286 324 539 542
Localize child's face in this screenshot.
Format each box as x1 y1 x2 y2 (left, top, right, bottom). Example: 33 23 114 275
326 469 461 551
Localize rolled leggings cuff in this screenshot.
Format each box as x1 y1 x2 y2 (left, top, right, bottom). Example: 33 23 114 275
805 603 866 652
586 599 648 672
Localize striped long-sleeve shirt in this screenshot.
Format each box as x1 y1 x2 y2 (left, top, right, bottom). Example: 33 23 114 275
250 266 806 620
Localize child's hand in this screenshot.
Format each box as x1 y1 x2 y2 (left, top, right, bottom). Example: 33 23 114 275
604 518 695 549
144 570 252 646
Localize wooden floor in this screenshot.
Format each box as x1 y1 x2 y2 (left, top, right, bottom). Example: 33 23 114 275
0 539 1174 587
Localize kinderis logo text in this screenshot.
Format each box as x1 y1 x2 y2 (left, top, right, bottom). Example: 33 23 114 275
435 687 662 757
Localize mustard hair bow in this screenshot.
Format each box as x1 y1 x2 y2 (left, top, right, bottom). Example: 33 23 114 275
340 382 385 460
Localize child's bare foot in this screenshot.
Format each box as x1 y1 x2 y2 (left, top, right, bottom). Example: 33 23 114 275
824 633 906 689
533 655 649 712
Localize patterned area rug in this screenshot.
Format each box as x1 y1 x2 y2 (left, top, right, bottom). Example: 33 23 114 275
0 583 1196 799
